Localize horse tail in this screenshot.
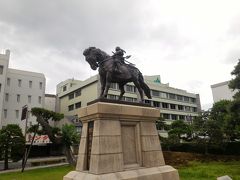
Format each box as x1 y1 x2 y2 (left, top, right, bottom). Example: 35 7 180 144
139 73 152 99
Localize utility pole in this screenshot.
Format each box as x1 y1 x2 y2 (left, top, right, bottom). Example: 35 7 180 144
21 105 29 172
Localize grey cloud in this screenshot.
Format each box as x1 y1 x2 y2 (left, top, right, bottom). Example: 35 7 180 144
224 49 240 64
228 15 240 38
0 0 145 52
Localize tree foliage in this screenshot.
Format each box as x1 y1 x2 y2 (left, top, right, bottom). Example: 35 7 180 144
30 107 79 166
228 59 240 140
0 124 25 170
168 120 192 140
156 117 170 131
229 59 240 94
62 124 79 147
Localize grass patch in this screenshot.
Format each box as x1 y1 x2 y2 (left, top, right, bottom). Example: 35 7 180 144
0 161 240 180
178 161 240 180
0 165 74 180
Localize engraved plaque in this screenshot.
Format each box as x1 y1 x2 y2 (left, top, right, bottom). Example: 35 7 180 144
121 125 137 165
87 121 94 170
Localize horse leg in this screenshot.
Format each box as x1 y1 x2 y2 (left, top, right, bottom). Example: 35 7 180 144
103 73 111 98
118 83 125 100
133 81 144 103
99 75 106 98
103 81 110 98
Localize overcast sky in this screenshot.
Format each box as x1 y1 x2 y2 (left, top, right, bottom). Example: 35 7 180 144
0 0 240 109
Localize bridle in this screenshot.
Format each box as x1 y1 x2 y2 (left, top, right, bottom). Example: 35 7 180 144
97 56 112 66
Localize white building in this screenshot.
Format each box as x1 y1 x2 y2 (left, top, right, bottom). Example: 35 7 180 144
44 94 56 112
56 75 201 124
0 50 46 133
211 81 237 102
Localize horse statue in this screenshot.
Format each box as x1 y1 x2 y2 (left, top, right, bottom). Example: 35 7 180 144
83 47 152 102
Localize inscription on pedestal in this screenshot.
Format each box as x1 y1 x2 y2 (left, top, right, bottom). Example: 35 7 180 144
87 121 94 170
122 125 137 165
121 122 141 168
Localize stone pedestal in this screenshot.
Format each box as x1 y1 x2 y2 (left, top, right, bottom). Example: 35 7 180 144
64 101 179 180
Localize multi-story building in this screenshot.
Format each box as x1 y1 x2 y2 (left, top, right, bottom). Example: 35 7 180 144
211 81 237 103
56 75 201 124
0 50 46 133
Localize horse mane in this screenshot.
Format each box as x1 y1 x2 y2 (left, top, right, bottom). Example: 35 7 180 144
83 47 110 61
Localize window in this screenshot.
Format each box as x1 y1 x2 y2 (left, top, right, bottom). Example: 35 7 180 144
17 94 20 102
192 107 197 112
185 106 190 111
75 102 81 109
170 104 176 109
28 95 31 103
29 81 32 88
169 93 176 99
18 79 22 87
153 101 160 107
184 96 189 102
4 109 7 118
5 93 9 102
110 83 118 90
75 89 81 97
126 85 135 92
171 114 177 120
191 98 196 103
69 93 74 100
160 92 167 98
38 96 42 104
162 113 170 119
125 97 134 102
7 78 10 86
39 82 43 89
68 104 74 111
162 102 169 108
178 105 183 111
179 115 185 120
145 100 151 104
108 94 117 100
0 65 3 74
15 110 19 119
177 95 183 101
63 86 67 92
152 90 160 97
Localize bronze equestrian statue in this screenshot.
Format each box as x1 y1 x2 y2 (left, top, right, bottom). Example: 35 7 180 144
83 47 152 102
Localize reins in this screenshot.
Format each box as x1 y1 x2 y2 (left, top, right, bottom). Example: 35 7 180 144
97 56 112 66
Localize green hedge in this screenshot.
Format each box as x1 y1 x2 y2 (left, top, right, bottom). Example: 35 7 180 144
161 142 240 155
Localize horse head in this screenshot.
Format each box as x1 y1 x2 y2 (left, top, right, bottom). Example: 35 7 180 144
83 47 99 70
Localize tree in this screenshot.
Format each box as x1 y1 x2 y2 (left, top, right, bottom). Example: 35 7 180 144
192 111 223 154
156 117 170 131
229 59 240 98
61 124 80 166
168 120 192 140
210 100 235 141
228 59 240 140
30 108 79 166
160 134 180 151
0 124 25 170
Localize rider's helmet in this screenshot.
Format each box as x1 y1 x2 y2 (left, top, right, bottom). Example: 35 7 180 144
115 46 121 51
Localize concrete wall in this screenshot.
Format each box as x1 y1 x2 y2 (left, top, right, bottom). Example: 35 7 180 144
211 81 237 102
44 94 56 112
0 50 10 128
0 50 46 134
2 68 45 132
